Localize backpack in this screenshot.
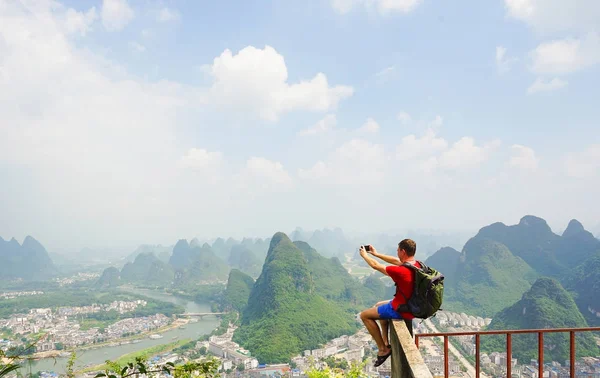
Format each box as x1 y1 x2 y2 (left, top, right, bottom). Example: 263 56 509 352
394 261 444 319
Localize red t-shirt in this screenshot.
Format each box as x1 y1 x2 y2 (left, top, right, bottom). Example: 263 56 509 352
386 261 421 320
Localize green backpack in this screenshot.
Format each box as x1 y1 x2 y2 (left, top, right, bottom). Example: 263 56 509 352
394 261 444 319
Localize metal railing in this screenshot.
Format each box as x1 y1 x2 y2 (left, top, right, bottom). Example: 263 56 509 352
415 327 600 378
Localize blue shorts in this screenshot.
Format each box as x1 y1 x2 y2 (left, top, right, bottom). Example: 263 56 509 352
377 301 403 320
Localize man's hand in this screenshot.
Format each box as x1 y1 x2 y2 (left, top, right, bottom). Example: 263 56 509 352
359 246 367 257
366 245 377 255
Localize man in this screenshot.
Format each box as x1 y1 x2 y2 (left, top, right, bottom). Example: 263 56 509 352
358 239 420 367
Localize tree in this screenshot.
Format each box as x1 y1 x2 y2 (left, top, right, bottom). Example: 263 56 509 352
236 363 245 371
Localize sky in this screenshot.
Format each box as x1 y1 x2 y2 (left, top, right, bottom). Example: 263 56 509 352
0 0 599 252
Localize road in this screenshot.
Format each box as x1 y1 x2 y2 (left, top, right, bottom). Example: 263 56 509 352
423 319 489 378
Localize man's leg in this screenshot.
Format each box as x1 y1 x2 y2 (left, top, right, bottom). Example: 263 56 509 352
373 301 390 347
360 307 391 356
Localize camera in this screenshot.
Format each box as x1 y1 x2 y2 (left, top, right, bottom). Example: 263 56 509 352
361 245 371 252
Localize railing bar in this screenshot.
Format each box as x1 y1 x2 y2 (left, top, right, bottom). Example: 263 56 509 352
507 333 512 378
415 334 419 349
475 334 480 378
444 335 449 378
415 326 600 337
538 332 543 378
570 331 575 378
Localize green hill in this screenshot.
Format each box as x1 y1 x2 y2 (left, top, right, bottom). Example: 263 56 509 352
563 254 600 326
293 240 383 309
481 277 599 363
426 247 461 285
234 232 357 363
445 237 537 317
0 236 56 280
121 253 174 287
222 269 255 312
228 245 262 277
96 266 121 288
170 240 229 287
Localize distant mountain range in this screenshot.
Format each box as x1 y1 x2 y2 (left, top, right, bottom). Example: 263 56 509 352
0 236 56 280
426 215 600 322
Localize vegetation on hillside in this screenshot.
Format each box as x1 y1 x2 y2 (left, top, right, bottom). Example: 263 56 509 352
444 237 537 317
481 277 599 363
221 269 255 313
234 233 357 363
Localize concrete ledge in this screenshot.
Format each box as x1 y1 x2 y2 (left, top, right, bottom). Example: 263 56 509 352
390 320 433 378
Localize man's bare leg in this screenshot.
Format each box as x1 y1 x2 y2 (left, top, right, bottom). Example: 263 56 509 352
373 301 390 347
360 307 391 356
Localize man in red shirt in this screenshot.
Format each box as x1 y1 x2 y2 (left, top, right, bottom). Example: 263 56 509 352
359 239 419 367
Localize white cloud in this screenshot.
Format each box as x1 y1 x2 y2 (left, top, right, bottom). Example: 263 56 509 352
299 139 387 184
130 41 146 53
439 138 501 170
331 0 423 15
564 145 600 178
429 115 443 129
509 145 539 170
180 148 223 171
101 0 134 31
298 114 337 136
244 157 292 188
530 33 600 75
64 7 97 36
397 111 411 124
156 7 181 23
358 118 380 133
205 46 353 121
496 46 519 73
504 0 600 34
396 129 447 161
298 161 329 180
527 77 568 94
374 66 396 82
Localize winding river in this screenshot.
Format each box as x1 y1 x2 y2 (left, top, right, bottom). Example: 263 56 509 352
22 287 220 375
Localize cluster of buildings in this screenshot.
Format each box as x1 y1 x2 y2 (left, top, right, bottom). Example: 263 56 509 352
479 354 600 378
56 300 147 316
434 311 492 328
0 302 169 352
53 272 100 286
196 325 260 371
0 290 44 299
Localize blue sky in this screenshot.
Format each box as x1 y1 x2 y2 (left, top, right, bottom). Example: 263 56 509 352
0 0 599 251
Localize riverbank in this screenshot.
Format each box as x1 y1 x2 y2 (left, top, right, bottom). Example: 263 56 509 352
78 339 191 374
31 318 191 360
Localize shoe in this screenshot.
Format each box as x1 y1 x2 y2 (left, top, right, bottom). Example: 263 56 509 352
374 351 392 367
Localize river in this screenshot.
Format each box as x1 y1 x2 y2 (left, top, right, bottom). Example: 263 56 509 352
22 287 220 375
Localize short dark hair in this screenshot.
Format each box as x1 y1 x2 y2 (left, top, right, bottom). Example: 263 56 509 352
399 239 416 256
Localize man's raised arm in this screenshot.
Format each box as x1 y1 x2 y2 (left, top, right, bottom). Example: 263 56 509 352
359 247 389 276
367 245 401 265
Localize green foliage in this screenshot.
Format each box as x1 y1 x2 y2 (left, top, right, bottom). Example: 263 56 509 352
0 350 21 378
444 237 537 316
304 360 368 378
235 233 357 363
94 356 219 378
221 269 255 312
481 277 600 363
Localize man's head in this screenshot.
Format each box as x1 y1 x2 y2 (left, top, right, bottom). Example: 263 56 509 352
397 239 416 262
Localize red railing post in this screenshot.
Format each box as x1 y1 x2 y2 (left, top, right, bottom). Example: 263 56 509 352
415 335 419 349
475 334 480 378
506 333 512 378
538 332 544 378
570 331 575 378
444 335 449 378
